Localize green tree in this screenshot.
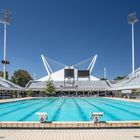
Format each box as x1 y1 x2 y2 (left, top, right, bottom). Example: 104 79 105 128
12 91 18 98
0 71 9 80
11 69 33 87
114 76 126 80
100 78 107 80
27 89 33 97
44 78 56 96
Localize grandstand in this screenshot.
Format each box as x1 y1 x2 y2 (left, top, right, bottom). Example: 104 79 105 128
110 67 140 90
0 54 140 98
0 76 21 89
25 55 140 98
0 76 23 99
25 55 112 96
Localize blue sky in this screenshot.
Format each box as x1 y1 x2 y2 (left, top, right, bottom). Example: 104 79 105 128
0 0 140 80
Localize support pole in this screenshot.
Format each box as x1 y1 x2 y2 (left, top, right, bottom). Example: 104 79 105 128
104 67 106 79
0 10 10 80
41 55 51 76
3 24 7 79
132 23 135 74
128 12 138 75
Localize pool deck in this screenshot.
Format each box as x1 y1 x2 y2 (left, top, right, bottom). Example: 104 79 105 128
0 97 140 104
0 97 38 104
0 121 140 129
104 97 140 102
0 129 140 140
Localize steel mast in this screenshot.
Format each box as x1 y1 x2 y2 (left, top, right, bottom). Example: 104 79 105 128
0 10 11 79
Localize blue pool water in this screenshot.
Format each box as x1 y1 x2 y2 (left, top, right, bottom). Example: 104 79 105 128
0 97 140 121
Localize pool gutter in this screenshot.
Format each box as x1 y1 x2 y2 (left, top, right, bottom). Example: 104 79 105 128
0 121 140 129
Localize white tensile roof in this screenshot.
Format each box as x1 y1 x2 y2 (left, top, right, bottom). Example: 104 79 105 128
38 68 99 81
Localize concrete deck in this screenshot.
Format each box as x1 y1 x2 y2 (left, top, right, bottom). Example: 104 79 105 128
1 97 140 104
105 97 140 102
0 121 140 129
0 97 38 104
0 129 140 140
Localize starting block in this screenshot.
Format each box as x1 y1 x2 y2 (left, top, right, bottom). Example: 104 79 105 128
90 112 104 122
36 112 48 123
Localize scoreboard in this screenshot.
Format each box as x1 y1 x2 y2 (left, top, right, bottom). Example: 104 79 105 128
78 70 90 77
64 69 74 78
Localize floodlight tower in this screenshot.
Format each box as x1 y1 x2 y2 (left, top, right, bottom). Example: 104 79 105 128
128 12 138 75
0 10 10 79
104 67 106 79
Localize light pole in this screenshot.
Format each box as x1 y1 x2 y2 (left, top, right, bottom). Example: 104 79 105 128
104 67 106 79
128 12 138 75
0 10 10 79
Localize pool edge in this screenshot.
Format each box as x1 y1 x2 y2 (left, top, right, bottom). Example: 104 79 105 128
0 121 140 129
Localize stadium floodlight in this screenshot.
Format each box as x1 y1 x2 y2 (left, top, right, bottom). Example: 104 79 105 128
0 10 11 79
128 12 138 75
128 12 138 24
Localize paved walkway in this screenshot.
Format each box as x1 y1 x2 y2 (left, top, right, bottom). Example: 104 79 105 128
0 129 140 140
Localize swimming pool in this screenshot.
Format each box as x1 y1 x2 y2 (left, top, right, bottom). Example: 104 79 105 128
0 97 140 121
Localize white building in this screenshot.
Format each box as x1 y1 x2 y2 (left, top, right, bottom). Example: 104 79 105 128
38 54 99 82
